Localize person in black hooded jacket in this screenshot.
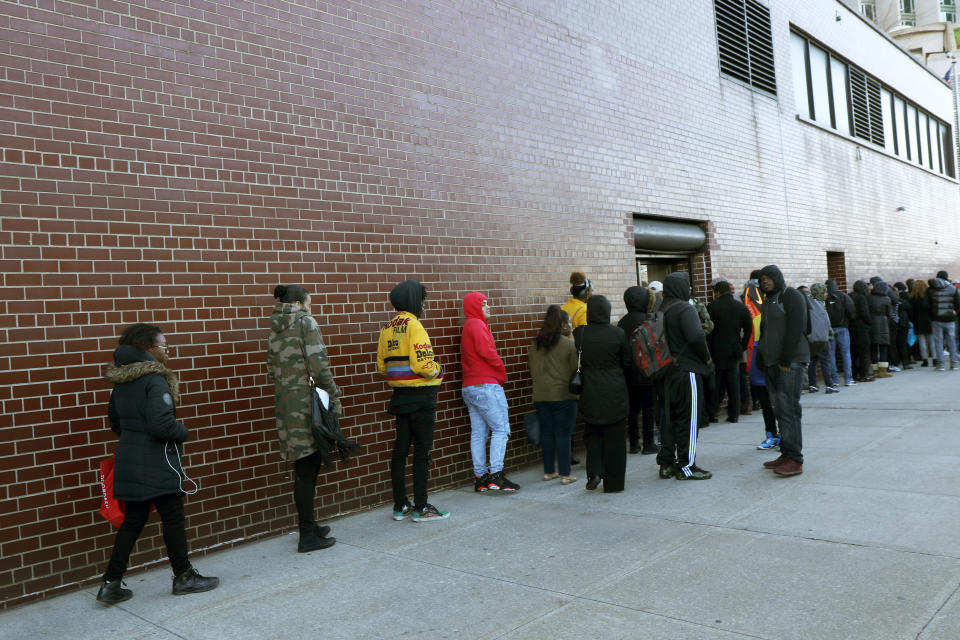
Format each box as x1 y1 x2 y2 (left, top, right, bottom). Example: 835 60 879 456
97 323 219 605
849 280 874 382
573 295 631 492
617 286 657 455
926 271 960 370
825 279 856 386
867 278 894 378
756 265 807 477
706 281 752 423
656 272 714 481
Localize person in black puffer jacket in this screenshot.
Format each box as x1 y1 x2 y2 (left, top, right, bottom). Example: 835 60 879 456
96 324 219 605
925 271 960 370
867 279 894 378
849 281 874 382
574 295 632 492
617 286 658 455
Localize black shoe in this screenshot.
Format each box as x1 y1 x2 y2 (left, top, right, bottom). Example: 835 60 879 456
314 524 331 538
708 416 719 423
486 470 519 492
96 580 133 604
474 473 490 492
725 417 738 423
172 568 220 595
585 476 601 490
641 444 659 455
675 465 713 480
298 528 337 553
571 456 581 465
629 442 641 454
658 464 677 479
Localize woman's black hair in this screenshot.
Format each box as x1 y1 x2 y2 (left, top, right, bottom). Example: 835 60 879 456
535 305 567 351
273 285 308 304
118 323 163 352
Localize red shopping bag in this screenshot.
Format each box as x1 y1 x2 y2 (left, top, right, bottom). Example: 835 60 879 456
98 455 126 527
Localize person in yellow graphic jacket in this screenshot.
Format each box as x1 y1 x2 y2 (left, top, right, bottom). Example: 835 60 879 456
377 279 450 523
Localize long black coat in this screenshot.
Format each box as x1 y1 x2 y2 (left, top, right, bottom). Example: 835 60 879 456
706 293 752 368
106 345 189 501
867 282 893 345
573 296 631 425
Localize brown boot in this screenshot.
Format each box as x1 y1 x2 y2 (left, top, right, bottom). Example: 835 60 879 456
773 458 803 476
740 401 753 415
763 455 788 469
876 362 893 378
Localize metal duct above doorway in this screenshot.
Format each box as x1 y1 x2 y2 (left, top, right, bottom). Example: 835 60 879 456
633 218 706 254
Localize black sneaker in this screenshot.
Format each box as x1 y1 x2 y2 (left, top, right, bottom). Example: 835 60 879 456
298 527 336 553
314 524 331 538
474 473 490 492
629 443 641 454
486 470 519 492
808 386 819 393
172 568 220 595
658 464 676 479
585 476 601 490
96 580 133 604
641 444 659 455
675 465 712 480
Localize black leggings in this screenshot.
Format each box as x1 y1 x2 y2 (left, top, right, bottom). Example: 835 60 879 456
104 493 190 581
294 451 323 530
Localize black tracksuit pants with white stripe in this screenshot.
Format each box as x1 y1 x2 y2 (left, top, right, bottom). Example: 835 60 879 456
656 369 704 477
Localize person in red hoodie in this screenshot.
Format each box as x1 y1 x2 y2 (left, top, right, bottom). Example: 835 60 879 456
461 292 520 493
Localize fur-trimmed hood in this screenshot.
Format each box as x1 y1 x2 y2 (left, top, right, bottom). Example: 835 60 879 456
104 345 180 404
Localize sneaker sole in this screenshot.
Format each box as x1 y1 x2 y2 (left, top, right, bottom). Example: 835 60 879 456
412 514 450 523
172 580 220 595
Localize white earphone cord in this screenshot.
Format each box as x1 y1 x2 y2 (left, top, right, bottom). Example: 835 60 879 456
164 443 199 495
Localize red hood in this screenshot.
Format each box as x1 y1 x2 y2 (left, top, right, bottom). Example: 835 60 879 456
464 291 488 323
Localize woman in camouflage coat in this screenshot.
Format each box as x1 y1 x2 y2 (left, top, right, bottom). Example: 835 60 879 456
268 285 341 553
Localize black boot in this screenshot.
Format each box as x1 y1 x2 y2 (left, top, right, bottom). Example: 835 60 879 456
314 523 331 538
628 440 640 454
172 567 220 595
96 580 133 604
298 527 336 553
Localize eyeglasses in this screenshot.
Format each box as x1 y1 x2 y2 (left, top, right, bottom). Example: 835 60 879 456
153 343 173 353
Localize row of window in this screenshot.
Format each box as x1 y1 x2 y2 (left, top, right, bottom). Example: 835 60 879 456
791 31 955 177
712 0 955 179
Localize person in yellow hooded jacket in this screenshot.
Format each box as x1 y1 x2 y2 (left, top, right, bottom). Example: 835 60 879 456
377 279 450 523
561 271 592 329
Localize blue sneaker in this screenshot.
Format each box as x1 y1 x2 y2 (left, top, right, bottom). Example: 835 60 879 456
412 503 450 523
757 433 781 450
392 503 413 521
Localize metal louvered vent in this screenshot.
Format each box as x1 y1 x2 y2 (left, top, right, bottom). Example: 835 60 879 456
714 0 777 95
849 67 884 146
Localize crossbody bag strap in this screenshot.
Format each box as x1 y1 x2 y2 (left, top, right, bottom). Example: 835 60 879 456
297 317 316 386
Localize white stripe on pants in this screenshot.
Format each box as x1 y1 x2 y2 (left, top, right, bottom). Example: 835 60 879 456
680 371 698 477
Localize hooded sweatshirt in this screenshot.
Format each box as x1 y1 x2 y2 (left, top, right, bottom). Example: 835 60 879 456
825 279 854 329
757 265 809 367
661 272 712 375
850 280 872 330
377 279 443 389
617 286 652 386
461 291 507 386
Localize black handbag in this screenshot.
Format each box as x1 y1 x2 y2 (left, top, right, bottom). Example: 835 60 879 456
569 345 583 394
299 341 360 468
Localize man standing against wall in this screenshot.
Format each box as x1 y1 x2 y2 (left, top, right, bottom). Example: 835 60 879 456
757 265 808 477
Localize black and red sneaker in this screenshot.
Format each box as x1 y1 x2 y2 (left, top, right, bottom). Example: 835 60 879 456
474 473 490 492
486 470 519 492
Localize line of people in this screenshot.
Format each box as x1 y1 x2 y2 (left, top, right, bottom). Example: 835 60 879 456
96 268 959 603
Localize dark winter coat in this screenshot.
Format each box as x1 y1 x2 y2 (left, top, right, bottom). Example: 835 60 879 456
850 281 872 331
897 292 912 329
825 280 855 329
573 295 631 425
910 292 932 335
617 286 651 386
757 265 810 367
661 272 712 376
706 292 752 368
105 345 189 502
867 281 893 345
926 278 960 322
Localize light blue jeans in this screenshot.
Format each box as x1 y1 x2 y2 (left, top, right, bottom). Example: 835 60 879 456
931 321 959 364
831 327 853 384
462 384 510 476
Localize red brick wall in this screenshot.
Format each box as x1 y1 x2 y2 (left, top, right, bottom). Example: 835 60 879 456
0 0 640 606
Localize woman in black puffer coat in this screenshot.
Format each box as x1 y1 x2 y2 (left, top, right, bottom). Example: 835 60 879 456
573 295 632 492
96 323 218 605
867 279 894 378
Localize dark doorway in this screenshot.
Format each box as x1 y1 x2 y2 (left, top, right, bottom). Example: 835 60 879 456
636 257 689 286
827 251 847 291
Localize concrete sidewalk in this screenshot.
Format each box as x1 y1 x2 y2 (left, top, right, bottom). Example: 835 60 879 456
6 367 960 639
